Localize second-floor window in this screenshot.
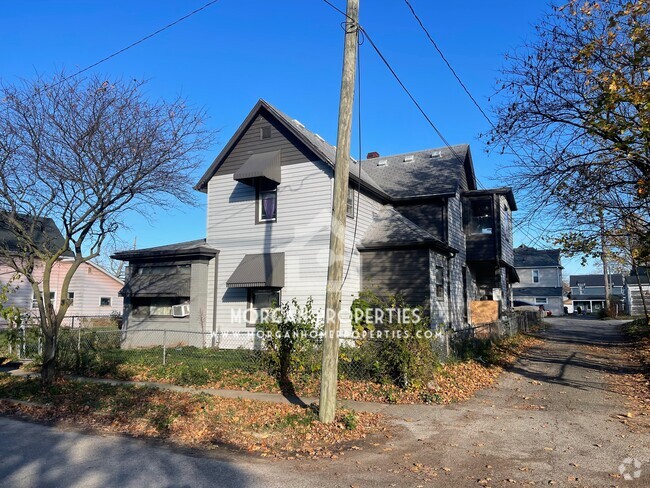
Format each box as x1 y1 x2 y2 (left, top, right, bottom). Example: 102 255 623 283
257 180 277 222
469 200 493 235
532 269 540 283
347 187 355 218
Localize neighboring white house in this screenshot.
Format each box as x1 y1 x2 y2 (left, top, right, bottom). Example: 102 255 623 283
625 267 650 317
0 215 123 327
512 245 564 316
114 99 519 342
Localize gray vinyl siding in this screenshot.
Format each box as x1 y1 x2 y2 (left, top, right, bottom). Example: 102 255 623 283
361 249 430 307
499 196 514 266
514 294 564 316
206 159 333 331
446 194 468 328
514 267 562 288
340 189 384 329
429 251 448 326
212 113 317 176
627 284 650 316
394 203 445 240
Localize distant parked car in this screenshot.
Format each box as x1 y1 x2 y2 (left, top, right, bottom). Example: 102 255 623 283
512 300 539 313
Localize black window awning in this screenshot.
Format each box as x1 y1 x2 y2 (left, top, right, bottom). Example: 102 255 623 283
226 253 285 288
233 150 281 186
119 273 190 297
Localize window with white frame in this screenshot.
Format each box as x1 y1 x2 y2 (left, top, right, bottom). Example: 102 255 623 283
532 269 540 283
68 292 75 305
346 187 355 218
32 291 55 308
99 297 112 307
257 180 277 222
535 297 548 304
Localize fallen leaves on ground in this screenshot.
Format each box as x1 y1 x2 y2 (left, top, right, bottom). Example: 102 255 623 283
78 334 543 405
0 375 384 458
601 321 650 431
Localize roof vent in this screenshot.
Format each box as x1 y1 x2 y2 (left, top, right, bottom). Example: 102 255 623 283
403 154 415 163
430 151 443 158
366 151 380 159
376 159 388 167
292 119 305 129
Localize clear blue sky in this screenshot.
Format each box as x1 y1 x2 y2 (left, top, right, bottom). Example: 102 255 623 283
1 0 593 278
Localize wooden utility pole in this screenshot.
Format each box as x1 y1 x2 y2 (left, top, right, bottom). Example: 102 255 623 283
319 0 359 424
599 209 612 315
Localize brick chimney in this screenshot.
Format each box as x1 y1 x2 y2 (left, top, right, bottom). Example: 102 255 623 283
366 151 380 159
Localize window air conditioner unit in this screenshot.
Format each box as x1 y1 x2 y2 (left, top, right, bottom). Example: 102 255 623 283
172 304 190 318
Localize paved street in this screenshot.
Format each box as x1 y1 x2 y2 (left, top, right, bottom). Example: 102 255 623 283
1 316 649 487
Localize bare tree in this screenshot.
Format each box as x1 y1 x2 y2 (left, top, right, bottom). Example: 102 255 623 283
488 0 650 264
0 72 212 385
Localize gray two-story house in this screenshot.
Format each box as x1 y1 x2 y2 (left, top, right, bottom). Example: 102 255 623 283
512 245 564 316
570 274 625 313
114 99 518 340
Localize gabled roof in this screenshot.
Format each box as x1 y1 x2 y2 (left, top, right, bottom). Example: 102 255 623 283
358 207 456 254
194 99 486 203
112 239 218 261
570 274 624 287
514 245 561 268
0 213 73 258
195 99 389 200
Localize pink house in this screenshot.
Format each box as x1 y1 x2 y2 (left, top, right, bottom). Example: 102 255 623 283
0 216 123 326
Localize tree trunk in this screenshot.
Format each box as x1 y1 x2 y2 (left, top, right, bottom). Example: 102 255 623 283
40 330 58 386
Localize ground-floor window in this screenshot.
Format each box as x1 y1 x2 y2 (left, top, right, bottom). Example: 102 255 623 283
248 288 281 325
131 297 189 317
534 297 548 305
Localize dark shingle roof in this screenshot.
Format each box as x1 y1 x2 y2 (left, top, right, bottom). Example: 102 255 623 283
570 274 624 287
359 207 456 254
514 245 561 268
119 273 191 297
513 286 564 298
358 145 475 199
0 213 73 257
195 100 496 204
626 268 649 285
112 239 218 261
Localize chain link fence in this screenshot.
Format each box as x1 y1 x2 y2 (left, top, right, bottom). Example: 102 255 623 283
1 311 541 388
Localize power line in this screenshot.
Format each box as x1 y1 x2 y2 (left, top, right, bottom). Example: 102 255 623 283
47 0 221 88
361 29 488 190
402 0 494 128
401 0 538 179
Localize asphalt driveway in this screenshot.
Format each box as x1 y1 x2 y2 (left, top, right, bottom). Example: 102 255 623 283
1 316 649 487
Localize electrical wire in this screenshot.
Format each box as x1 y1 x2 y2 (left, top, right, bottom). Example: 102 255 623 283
40 0 221 89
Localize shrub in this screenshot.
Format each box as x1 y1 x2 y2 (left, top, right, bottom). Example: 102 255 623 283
349 291 438 389
257 297 322 388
